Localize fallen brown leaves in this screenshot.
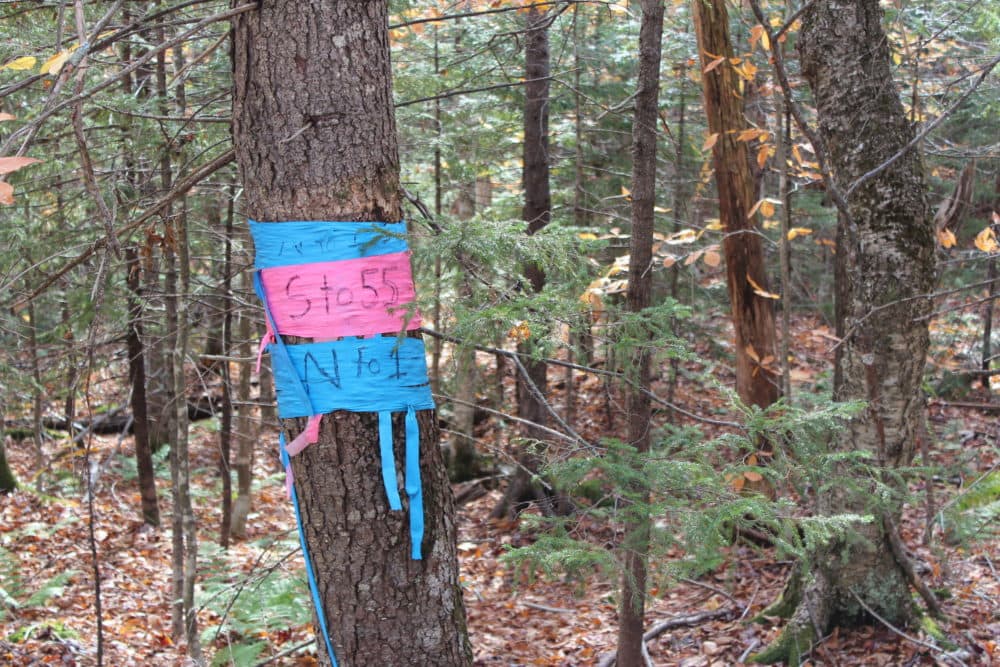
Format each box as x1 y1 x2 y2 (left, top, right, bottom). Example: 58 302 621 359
1 315 998 666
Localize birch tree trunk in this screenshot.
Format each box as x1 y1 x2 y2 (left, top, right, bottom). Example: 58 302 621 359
232 3 471 665
754 0 936 660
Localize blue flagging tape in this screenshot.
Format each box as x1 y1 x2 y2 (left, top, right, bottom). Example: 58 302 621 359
250 220 409 268
379 411 403 511
405 406 424 560
281 432 339 667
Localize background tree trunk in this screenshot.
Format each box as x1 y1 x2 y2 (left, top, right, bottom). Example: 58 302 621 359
493 6 555 519
126 247 160 527
693 0 780 411
232 3 471 665
615 2 664 665
755 0 937 660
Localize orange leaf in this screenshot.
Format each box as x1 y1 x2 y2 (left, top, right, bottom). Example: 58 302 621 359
974 226 998 253
0 113 14 122
702 132 719 151
744 344 760 362
744 471 764 482
703 249 722 267
737 128 761 142
747 273 780 299
936 228 956 249
703 57 725 73
0 181 13 205
0 156 41 175
685 249 703 266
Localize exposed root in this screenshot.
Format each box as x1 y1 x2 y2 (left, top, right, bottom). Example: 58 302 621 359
751 566 803 623
749 615 816 665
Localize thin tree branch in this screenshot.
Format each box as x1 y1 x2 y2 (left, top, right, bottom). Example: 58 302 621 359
746 0 851 222
846 55 1000 198
8 148 235 311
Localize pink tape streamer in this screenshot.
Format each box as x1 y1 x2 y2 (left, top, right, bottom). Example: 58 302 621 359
258 251 421 339
286 414 323 457
256 319 275 374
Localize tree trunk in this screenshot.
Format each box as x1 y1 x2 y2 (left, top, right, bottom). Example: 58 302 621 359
159 25 200 661
232 4 471 665
229 266 256 539
693 0 780 410
492 6 556 519
754 0 937 661
126 247 160 527
615 2 664 665
218 193 234 548
0 410 16 493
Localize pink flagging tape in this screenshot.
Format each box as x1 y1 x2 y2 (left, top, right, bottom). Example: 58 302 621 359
257 251 421 339
285 414 323 457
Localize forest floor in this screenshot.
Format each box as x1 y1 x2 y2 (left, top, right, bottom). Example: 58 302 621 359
1 314 998 666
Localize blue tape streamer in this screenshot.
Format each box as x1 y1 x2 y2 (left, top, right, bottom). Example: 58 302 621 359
281 432 339 667
269 336 434 419
405 406 424 560
250 220 409 268
378 411 403 511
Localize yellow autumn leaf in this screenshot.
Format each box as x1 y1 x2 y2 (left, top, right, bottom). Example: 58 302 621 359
577 232 598 240
937 228 957 249
41 49 72 75
702 132 719 151
665 228 699 245
974 226 998 253
787 227 813 240
653 205 670 213
749 25 765 50
507 321 531 342
3 56 37 71
621 185 631 199
704 218 723 231
747 273 780 299
760 200 776 218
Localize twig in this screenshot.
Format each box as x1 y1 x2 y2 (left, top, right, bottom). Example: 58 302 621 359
254 639 316 667
395 74 558 108
849 590 965 666
678 576 738 604
596 607 737 667
419 326 743 429
746 0 851 223
9 148 235 311
521 601 575 613
846 54 1000 198
882 513 943 617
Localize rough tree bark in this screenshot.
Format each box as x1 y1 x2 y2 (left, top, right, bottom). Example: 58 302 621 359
693 0 780 411
753 0 937 661
492 5 555 519
615 2 664 665
232 3 471 665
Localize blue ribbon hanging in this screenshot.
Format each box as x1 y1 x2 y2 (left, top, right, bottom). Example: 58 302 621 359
281 432 339 667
